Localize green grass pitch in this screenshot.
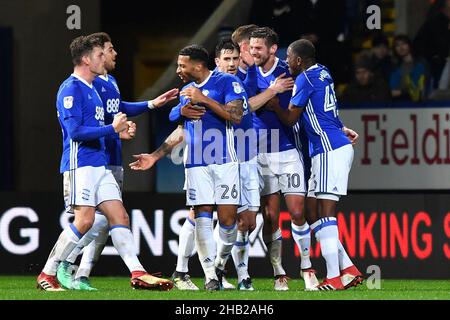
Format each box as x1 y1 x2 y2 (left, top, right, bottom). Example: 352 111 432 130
0 276 449 300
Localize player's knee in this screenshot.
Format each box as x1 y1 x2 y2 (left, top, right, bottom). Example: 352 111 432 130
78 217 94 233
237 218 248 231
291 212 304 225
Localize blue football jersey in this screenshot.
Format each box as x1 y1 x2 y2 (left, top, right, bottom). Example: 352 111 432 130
290 64 349 157
253 57 295 153
231 77 256 162
179 70 244 168
56 74 107 173
93 74 122 166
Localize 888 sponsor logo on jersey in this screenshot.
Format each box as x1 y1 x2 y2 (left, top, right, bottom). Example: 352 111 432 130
106 98 120 114
95 106 105 125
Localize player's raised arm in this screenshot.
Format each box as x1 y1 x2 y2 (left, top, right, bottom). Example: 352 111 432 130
129 125 184 170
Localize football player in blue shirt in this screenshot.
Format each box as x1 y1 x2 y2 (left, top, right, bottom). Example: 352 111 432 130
249 27 317 291
271 39 363 290
55 32 178 291
177 45 245 291
37 34 174 292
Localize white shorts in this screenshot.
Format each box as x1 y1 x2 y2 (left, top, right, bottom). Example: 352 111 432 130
257 149 306 196
308 144 354 201
185 162 240 206
63 166 122 213
238 158 260 213
108 165 124 191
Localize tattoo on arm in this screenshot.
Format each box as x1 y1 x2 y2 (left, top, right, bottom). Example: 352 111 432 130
224 99 243 123
154 125 184 157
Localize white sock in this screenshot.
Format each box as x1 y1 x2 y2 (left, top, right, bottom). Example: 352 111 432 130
311 219 354 272
42 224 81 275
110 225 145 274
215 222 238 270
195 212 217 281
310 220 322 242
231 230 250 283
337 240 353 270
176 217 196 273
75 219 109 279
263 228 285 277
316 217 340 279
291 222 312 270
66 213 108 264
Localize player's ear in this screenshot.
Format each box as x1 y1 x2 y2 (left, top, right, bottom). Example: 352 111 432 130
81 54 90 66
214 57 220 67
270 44 278 55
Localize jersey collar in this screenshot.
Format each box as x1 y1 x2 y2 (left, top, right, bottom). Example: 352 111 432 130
98 74 109 81
259 57 279 77
238 66 247 75
71 73 93 88
194 70 213 88
306 64 319 71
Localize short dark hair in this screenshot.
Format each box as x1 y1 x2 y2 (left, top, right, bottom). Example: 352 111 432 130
249 27 279 47
69 35 104 66
231 24 259 44
215 39 240 58
178 44 209 67
289 39 316 61
88 32 112 47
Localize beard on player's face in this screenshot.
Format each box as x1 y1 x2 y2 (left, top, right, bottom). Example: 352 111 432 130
105 59 115 72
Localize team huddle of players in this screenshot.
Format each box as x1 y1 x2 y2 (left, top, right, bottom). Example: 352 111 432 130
36 24 364 292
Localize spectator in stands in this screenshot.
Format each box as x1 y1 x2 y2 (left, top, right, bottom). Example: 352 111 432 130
390 35 428 102
249 0 351 83
341 56 391 104
369 32 394 82
414 0 450 89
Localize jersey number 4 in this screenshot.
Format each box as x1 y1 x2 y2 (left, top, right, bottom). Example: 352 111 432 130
324 84 338 118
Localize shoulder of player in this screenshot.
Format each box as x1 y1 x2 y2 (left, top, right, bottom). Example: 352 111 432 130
214 72 240 86
181 82 194 91
57 77 84 99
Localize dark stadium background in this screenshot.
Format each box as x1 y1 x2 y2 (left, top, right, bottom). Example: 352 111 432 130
0 0 449 280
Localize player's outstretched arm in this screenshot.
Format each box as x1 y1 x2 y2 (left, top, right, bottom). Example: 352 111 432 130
129 125 184 170
152 88 179 108
121 88 179 117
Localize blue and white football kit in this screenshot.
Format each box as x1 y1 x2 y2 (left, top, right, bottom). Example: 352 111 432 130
235 68 259 213
93 74 152 189
170 70 244 206
290 64 353 201
57 74 121 212
254 57 305 196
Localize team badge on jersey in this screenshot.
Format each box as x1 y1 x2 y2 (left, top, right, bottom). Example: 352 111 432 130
63 96 73 109
202 89 209 96
232 81 243 94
